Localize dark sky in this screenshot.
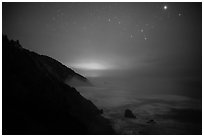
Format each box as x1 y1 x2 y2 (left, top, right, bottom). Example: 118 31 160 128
3 2 202 98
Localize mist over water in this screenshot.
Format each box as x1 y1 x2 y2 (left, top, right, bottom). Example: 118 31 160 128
74 68 201 101
72 68 201 134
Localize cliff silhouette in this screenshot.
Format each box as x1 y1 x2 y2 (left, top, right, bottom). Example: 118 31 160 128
2 35 114 135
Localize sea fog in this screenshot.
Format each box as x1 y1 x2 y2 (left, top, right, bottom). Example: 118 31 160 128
70 68 202 134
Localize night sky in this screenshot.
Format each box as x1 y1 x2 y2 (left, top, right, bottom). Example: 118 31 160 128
3 2 202 99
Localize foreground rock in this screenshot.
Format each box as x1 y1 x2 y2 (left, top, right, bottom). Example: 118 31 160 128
2 35 114 135
124 109 136 119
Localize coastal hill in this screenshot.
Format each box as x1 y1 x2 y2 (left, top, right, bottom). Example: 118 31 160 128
2 35 114 135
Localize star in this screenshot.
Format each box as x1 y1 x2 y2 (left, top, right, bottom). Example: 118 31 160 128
144 37 148 40
178 13 182 16
118 21 121 24
163 5 168 10
108 18 111 22
130 34 133 38
140 29 144 33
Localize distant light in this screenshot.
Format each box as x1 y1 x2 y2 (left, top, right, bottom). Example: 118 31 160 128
163 5 168 10
71 62 107 70
178 13 182 16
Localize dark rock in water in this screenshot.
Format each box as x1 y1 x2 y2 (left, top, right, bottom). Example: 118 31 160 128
124 109 136 119
146 119 156 124
2 35 114 135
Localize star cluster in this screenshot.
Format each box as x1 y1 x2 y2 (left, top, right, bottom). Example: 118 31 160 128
44 3 185 44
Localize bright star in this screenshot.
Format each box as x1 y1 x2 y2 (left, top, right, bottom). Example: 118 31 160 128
163 5 168 10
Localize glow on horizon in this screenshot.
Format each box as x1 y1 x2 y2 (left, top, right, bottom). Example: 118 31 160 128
69 62 109 70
